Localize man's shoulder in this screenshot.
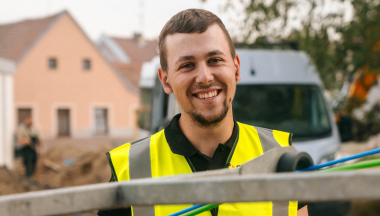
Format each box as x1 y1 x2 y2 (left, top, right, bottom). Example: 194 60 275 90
236 121 271 132
108 134 154 154
236 121 291 134
109 129 168 154
108 142 132 155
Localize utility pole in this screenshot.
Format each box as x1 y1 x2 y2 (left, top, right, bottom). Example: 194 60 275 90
139 0 145 35
46 0 51 15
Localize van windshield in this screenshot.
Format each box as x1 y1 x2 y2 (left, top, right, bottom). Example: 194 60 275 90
233 85 332 140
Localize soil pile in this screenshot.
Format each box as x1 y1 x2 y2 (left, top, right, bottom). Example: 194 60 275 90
31 143 112 188
0 166 50 196
1 139 117 216
8 142 113 191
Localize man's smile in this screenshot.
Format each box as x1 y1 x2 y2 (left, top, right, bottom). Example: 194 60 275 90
194 89 220 100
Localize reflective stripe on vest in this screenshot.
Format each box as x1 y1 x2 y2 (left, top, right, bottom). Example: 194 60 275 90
107 122 297 216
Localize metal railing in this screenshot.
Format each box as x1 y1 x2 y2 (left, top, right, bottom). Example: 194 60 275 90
1 147 380 216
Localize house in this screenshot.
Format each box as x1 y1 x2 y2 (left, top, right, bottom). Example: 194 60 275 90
97 33 158 90
97 33 158 135
0 11 140 139
0 57 15 168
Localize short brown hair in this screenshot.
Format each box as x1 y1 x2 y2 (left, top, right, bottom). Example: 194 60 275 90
158 9 235 72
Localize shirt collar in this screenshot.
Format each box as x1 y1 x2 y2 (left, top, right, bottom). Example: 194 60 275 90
164 114 239 157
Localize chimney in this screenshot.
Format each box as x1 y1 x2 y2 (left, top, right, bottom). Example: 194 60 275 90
133 32 146 47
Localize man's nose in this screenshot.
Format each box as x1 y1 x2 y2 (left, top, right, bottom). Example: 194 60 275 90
195 63 214 85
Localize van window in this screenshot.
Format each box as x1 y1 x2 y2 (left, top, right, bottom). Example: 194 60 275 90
233 85 332 140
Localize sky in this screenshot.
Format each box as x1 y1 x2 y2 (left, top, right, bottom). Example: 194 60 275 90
0 0 353 43
0 0 239 41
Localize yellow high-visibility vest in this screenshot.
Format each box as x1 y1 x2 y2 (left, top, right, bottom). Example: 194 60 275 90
107 122 297 216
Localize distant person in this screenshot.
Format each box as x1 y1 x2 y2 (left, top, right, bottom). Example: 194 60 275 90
16 115 44 177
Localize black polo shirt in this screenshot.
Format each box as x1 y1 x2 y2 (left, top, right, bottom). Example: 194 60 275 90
165 114 239 171
98 114 238 216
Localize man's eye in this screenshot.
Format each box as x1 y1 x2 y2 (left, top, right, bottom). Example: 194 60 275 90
181 63 193 68
209 58 221 63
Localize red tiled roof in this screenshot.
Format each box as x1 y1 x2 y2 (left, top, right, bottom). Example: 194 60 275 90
115 62 143 89
112 37 158 63
0 12 62 61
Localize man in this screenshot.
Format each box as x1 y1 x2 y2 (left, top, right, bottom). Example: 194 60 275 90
16 115 44 177
98 9 306 216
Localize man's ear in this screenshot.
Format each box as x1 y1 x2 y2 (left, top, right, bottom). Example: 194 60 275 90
158 67 173 94
234 54 241 82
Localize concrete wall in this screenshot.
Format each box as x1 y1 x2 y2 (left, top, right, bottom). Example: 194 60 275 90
14 13 140 139
0 57 15 169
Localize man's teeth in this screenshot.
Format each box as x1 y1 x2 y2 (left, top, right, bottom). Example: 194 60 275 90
196 90 218 100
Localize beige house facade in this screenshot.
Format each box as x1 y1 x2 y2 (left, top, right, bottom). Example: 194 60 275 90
0 11 140 139
97 33 159 136
97 33 158 91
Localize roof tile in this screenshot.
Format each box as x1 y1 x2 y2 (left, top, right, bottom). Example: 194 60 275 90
115 62 143 89
0 12 61 61
112 37 157 63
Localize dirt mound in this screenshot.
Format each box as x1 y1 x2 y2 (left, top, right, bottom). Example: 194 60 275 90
5 140 115 216
10 139 114 190
0 166 50 196
0 138 124 216
32 143 113 188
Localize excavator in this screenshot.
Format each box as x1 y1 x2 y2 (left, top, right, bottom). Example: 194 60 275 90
336 67 379 141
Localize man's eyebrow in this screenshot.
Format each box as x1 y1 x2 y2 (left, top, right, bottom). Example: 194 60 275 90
206 50 225 57
175 55 195 65
174 50 225 66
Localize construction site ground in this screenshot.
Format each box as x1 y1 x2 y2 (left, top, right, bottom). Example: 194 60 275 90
1 135 380 216
0 136 129 216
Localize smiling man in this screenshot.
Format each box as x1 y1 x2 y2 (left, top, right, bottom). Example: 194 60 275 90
158 20 240 158
98 9 302 216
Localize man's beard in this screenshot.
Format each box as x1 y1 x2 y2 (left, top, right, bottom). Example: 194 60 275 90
188 98 230 127
184 81 231 127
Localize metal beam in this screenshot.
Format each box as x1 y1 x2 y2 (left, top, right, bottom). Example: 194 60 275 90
1 169 380 215
119 169 380 205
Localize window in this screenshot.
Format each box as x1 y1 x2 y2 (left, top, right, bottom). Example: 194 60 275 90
233 85 332 140
49 58 57 69
83 59 91 70
17 108 32 125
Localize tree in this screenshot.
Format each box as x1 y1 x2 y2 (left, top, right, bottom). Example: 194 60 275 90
223 0 380 93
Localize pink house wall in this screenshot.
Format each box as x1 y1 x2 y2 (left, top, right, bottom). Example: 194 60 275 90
14 13 140 138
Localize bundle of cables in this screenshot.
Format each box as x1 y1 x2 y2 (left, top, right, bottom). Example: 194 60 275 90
168 148 380 216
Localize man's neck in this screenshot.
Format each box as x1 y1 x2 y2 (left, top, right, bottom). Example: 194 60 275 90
178 110 235 157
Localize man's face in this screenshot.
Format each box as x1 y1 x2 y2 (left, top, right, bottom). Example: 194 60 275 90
159 24 241 126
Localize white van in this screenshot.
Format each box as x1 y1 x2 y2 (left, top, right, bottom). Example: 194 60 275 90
234 49 340 164
139 49 340 164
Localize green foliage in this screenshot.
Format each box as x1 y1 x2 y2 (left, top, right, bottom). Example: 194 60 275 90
342 0 380 73
223 0 380 91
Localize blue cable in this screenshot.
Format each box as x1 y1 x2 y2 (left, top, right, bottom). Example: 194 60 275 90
298 148 380 172
170 148 380 215
168 204 206 216
169 162 313 216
